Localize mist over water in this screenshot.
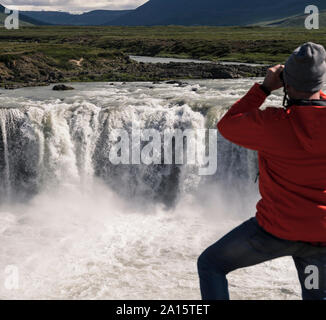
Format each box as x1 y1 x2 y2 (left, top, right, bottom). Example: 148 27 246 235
0 79 300 299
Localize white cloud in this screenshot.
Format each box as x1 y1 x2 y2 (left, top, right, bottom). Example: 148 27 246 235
2 0 148 12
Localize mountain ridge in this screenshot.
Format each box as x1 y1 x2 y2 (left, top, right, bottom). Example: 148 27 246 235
0 4 47 25
256 10 326 27
2 1 326 27
108 0 326 26
21 9 133 26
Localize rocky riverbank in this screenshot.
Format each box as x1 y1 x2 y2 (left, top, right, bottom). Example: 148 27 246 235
0 53 268 89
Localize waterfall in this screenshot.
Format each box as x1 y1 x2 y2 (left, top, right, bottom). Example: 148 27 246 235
0 81 260 207
1 81 294 301
0 104 258 207
0 110 11 201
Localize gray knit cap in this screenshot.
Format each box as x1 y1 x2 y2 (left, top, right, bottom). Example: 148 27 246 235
284 42 326 93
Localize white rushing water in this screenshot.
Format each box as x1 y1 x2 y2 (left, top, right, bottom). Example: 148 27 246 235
0 79 302 300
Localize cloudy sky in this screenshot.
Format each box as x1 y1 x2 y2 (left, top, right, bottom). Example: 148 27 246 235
2 0 148 12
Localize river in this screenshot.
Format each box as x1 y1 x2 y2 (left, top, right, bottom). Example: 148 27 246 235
0 79 300 300
129 55 267 67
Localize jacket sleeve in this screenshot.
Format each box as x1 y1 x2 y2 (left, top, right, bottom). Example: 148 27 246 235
217 83 281 151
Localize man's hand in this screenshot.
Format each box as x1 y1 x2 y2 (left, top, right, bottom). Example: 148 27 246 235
262 64 285 92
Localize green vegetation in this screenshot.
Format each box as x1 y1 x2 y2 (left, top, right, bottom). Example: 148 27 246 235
0 25 325 86
1 25 326 64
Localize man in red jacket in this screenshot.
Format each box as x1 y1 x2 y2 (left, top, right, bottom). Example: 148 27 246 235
197 42 326 300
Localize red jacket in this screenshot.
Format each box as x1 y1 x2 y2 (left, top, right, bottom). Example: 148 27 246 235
217 83 326 242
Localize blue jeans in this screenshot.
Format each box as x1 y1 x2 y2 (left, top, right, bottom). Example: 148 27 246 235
197 217 326 300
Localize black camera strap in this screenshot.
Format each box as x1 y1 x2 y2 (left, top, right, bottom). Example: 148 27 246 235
281 83 326 109
280 71 290 108
286 98 326 108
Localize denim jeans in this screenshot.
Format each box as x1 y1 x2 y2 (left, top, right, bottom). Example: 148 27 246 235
197 217 326 300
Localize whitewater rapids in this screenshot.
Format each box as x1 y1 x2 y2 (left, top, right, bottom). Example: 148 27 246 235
0 79 301 300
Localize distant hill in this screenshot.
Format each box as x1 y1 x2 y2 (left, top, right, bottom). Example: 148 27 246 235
0 4 46 26
257 10 326 27
108 0 326 26
4 0 326 27
21 9 133 26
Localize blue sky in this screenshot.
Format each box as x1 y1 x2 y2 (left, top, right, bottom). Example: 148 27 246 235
2 0 148 12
